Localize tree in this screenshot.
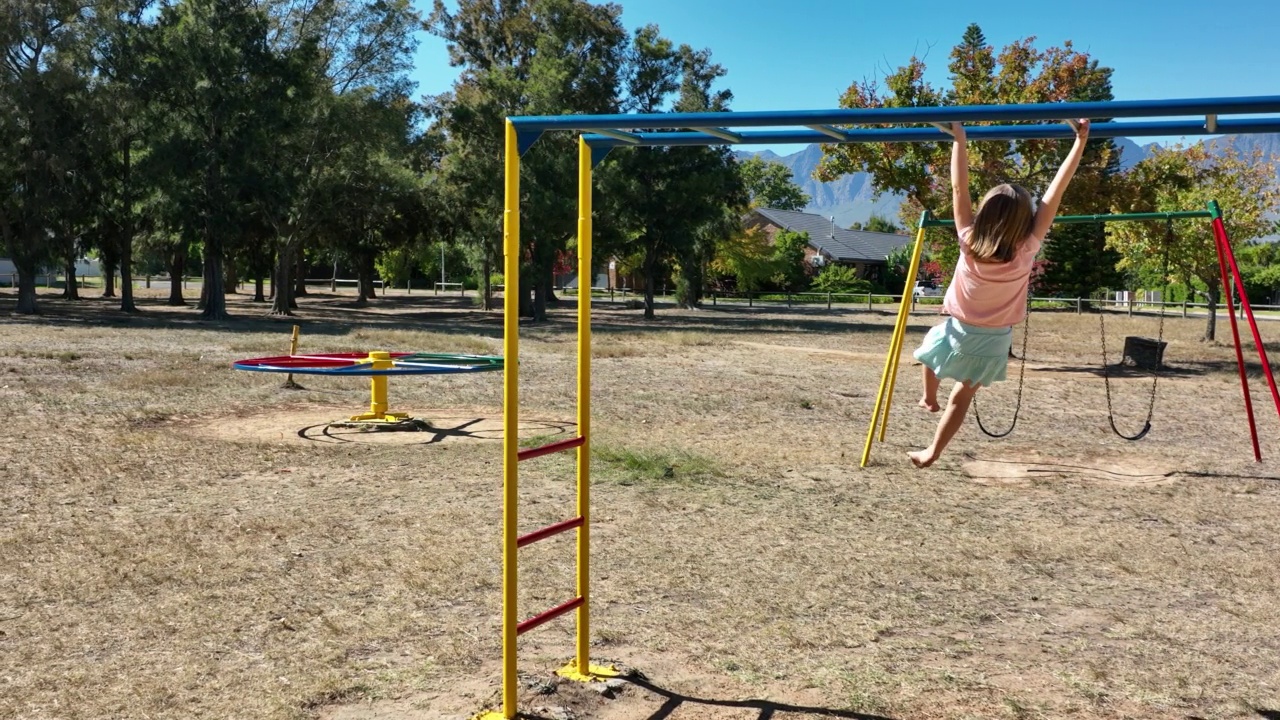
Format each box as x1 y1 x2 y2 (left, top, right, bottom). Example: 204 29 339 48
770 229 810 292
598 26 744 317
145 0 315 320
427 0 628 320
739 156 809 211
0 0 93 314
849 214 901 233
1107 143 1280 341
816 25 1118 285
82 0 153 312
709 226 776 292
257 0 422 316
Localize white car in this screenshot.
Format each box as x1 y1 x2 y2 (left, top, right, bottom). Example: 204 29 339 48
913 282 942 297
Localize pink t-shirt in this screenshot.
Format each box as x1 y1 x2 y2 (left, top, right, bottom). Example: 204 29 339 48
941 226 1042 328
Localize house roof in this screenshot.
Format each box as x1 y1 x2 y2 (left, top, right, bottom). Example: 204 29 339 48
752 207 912 263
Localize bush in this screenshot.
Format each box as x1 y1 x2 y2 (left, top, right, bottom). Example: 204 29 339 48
811 264 872 294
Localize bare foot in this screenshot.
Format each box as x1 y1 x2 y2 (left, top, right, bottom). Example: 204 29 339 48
918 397 940 413
907 449 937 468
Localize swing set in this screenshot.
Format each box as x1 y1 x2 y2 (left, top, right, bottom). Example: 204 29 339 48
480 95 1280 720
861 205 1280 465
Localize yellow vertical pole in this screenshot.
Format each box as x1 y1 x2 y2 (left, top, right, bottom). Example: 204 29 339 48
860 213 929 466
500 119 521 719
877 220 930 442
285 325 301 386
574 136 592 676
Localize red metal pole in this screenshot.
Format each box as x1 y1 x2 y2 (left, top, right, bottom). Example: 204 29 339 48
1214 216 1280 427
1212 220 1262 461
516 435 586 462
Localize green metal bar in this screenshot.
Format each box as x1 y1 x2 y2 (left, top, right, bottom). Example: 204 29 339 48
1208 199 1224 220
921 210 1213 228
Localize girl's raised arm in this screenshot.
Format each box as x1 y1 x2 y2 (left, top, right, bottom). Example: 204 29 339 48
1032 119 1091 239
950 122 973 231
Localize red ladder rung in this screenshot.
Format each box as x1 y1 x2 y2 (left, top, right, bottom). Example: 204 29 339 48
517 596 584 636
517 516 585 548
517 435 585 462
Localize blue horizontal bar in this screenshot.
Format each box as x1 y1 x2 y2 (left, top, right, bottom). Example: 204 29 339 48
582 117 1280 149
511 95 1280 133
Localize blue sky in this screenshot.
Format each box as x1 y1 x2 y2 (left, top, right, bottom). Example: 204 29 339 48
410 0 1280 152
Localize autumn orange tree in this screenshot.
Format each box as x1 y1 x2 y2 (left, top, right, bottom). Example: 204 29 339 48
816 24 1125 295
1107 144 1280 341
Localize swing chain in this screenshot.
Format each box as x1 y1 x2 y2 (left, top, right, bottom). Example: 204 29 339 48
1100 219 1171 441
972 299 1030 438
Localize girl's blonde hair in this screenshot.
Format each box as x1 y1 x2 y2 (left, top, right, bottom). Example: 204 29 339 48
969 183 1035 263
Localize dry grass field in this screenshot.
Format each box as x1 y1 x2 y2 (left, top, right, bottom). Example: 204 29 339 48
2 287 1279 720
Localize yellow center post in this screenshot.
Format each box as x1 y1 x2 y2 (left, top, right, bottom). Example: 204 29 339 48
344 351 411 423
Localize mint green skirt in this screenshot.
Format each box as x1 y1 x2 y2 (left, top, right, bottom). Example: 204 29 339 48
912 317 1013 387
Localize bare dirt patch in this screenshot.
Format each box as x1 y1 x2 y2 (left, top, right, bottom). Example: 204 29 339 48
3 290 1280 720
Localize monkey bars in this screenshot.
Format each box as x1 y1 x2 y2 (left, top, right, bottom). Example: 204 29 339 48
506 94 1280 162
482 95 1280 720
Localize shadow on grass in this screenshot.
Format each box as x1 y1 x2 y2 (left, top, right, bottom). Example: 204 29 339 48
1031 362 1213 378
0 291 938 342
962 454 1280 483
293 416 574 445
608 674 897 720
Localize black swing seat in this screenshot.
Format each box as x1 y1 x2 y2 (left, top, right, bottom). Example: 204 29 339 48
1120 336 1167 371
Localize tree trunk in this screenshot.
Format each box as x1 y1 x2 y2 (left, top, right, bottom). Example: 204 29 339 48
167 246 187 306
118 139 137 313
481 252 492 311
294 255 308 297
225 257 238 294
253 275 265 302
354 259 370 306
1204 283 1219 342
270 241 296 315
62 255 80 300
544 274 557 304
201 239 228 320
15 261 38 314
518 266 534 319
100 244 118 298
119 239 136 312
362 252 378 300
103 267 116 298
532 271 547 321
642 242 657 320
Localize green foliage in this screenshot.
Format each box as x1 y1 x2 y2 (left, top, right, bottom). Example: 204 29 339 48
710 227 776 291
811 264 871 293
739 156 809 211
1239 262 1280 304
849 214 901 233
375 247 417 288
598 23 745 316
1107 143 1280 338
817 24 1118 281
770 229 810 291
880 245 913 293
428 0 629 319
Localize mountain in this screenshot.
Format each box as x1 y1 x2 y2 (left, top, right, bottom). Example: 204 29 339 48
741 133 1280 230
735 145 904 228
